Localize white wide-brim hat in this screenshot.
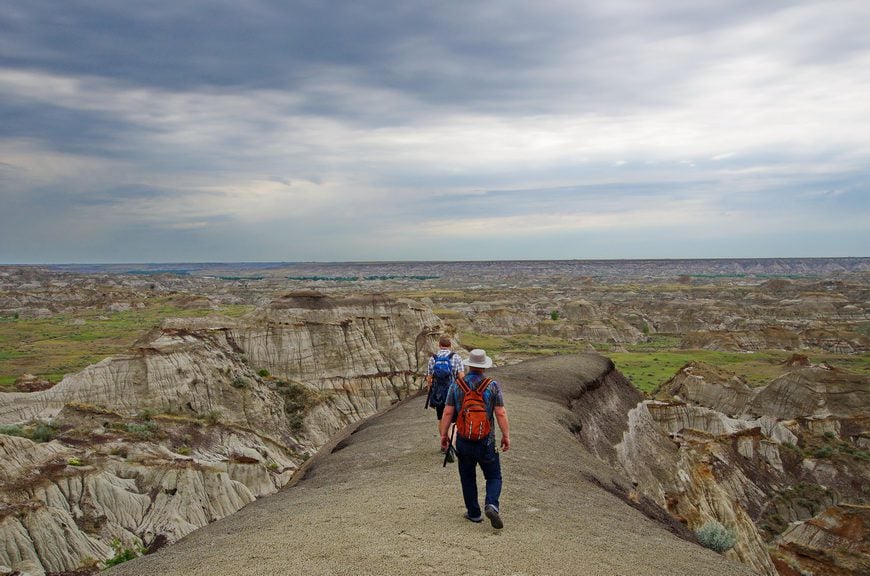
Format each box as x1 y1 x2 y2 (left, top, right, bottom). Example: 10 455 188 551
463 348 493 369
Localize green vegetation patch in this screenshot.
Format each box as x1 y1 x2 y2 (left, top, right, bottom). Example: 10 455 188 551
0 421 59 442
610 344 869 393
460 331 590 360
459 328 868 395
610 349 794 392
0 301 254 391
274 381 326 433
825 353 870 375
104 538 145 568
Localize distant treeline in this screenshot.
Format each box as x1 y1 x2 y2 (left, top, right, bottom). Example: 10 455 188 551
287 275 438 282
688 273 806 279
125 269 191 276
217 276 265 281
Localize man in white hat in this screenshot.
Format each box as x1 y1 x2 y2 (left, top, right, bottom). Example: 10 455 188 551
438 348 511 529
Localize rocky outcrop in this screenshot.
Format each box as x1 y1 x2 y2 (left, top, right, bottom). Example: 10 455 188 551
230 292 439 444
0 292 443 575
616 402 783 575
13 375 53 393
655 362 754 416
772 505 870 576
608 363 870 576
681 327 868 354
747 365 869 420
566 363 644 463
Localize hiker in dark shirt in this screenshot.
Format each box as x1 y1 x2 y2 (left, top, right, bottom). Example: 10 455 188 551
439 348 510 529
427 335 463 461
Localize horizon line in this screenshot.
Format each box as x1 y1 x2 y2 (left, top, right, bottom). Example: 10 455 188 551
2 255 869 267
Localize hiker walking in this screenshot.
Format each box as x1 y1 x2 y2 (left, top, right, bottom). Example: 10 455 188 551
427 335 464 461
439 348 510 529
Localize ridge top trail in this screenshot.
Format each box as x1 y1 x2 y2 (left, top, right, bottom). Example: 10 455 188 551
107 354 752 576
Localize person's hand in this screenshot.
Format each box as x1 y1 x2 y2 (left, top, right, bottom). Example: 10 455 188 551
441 434 450 452
500 435 510 452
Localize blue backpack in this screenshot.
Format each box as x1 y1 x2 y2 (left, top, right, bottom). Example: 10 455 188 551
430 352 456 406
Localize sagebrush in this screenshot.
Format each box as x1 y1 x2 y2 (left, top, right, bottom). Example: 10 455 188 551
696 520 736 553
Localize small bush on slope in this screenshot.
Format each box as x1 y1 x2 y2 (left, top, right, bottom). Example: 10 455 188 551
696 520 736 553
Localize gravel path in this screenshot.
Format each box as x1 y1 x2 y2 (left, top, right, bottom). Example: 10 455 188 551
108 354 756 576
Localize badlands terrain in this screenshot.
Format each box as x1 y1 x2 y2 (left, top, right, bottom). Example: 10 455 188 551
0 258 867 575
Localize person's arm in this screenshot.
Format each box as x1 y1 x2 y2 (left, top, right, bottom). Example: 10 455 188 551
439 405 455 451
426 356 435 391
452 353 465 380
494 406 510 451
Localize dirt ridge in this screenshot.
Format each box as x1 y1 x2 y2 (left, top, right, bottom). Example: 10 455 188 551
106 354 753 576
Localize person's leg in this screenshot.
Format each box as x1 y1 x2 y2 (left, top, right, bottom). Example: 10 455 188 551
479 440 503 527
455 438 482 519
480 442 501 509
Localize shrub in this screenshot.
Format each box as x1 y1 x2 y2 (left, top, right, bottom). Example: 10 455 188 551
696 520 736 553
0 424 25 437
550 310 559 321
31 422 59 442
125 421 158 438
275 381 321 433
204 410 221 425
231 376 248 389
824 431 836 440
67 457 84 466
104 538 143 568
813 445 835 459
257 369 270 378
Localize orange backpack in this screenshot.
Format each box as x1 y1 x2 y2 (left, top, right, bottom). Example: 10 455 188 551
455 376 493 441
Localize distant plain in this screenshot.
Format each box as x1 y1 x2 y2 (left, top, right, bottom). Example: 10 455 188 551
2 258 866 394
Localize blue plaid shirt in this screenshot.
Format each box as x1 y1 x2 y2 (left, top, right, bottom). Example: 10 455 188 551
427 349 463 378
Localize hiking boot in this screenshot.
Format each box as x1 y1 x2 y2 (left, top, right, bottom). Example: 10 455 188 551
484 504 503 529
464 512 483 523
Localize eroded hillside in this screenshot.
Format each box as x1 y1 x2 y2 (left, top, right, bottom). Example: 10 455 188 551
1 260 867 575
0 292 445 575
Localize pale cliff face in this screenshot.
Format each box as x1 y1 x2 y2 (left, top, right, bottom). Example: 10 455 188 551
230 293 440 443
0 292 444 575
608 362 869 576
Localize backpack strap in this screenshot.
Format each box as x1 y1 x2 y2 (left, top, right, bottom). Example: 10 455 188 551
478 377 492 394
458 376 491 395
456 376 471 394
433 351 456 361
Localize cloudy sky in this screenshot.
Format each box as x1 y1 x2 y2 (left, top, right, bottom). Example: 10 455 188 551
1 0 868 263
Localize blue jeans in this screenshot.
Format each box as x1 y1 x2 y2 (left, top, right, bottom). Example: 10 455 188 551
455 436 502 518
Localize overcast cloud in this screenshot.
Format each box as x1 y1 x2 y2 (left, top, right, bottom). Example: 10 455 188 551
1 0 868 263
